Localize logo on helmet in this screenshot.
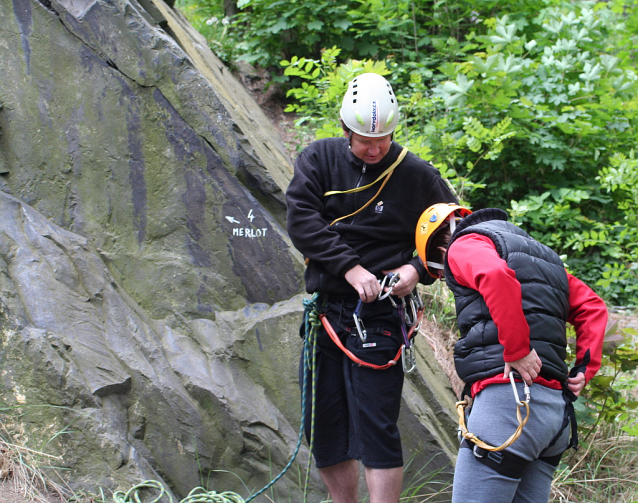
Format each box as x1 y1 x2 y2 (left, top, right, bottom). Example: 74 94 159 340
370 100 379 133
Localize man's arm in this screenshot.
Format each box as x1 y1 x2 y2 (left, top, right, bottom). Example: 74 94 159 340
285 146 361 277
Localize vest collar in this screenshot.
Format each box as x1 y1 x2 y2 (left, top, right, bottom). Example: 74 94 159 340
453 207 509 237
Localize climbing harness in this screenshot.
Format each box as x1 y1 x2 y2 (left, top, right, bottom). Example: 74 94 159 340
456 372 531 454
457 375 580 479
322 272 424 372
113 295 323 503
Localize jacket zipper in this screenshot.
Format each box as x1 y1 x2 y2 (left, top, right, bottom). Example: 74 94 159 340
349 163 367 224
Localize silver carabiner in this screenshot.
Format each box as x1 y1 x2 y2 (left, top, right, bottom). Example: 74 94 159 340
378 272 400 301
403 295 420 327
411 290 424 311
353 300 367 342
509 371 531 406
402 345 416 373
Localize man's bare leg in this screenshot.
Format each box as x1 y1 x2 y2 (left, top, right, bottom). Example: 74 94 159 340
318 459 359 503
365 466 403 503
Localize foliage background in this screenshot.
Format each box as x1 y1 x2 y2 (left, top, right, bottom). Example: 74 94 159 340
177 0 638 308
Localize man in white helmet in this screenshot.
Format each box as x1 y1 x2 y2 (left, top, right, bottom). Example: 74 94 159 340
286 73 458 503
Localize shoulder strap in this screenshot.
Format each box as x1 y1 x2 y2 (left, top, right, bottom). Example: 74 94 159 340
326 147 409 227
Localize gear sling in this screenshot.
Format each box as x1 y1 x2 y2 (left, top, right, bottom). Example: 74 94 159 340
317 286 424 372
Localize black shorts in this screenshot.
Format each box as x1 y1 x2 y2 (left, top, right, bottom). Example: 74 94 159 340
299 294 405 469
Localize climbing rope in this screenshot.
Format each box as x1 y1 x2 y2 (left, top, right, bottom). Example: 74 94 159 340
113 481 246 503
112 295 321 503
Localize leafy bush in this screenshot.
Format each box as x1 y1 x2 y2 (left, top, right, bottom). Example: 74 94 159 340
279 1 638 306
174 0 239 64
553 316 638 502
570 319 638 439
177 0 638 305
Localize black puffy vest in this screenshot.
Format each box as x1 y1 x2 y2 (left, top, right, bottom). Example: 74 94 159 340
444 210 570 384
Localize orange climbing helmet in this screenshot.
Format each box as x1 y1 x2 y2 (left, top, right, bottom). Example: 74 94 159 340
416 203 472 278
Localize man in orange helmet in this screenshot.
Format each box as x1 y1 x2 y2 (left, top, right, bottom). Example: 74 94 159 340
415 203 607 503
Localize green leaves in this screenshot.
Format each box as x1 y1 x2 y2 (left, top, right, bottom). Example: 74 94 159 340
274 0 638 305
571 322 638 440
489 16 518 44
416 3 638 305
437 74 475 107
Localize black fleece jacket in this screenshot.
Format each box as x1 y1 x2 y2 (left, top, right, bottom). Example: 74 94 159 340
286 137 457 295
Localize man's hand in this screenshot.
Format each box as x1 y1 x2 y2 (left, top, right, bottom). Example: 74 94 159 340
567 372 586 396
382 264 420 298
345 265 381 303
503 349 542 386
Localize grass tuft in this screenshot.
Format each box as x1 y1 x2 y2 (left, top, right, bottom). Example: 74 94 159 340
551 424 638 503
0 437 71 503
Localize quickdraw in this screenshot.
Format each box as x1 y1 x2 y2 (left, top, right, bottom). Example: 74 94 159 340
456 372 531 453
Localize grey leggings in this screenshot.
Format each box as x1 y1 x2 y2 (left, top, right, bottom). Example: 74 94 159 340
452 383 570 503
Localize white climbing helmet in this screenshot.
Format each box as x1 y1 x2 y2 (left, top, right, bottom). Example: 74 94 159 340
340 73 399 137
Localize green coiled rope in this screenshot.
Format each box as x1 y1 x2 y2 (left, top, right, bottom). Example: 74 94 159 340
113 482 246 503
112 295 321 503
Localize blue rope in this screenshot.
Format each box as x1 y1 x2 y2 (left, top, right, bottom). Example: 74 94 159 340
244 294 319 503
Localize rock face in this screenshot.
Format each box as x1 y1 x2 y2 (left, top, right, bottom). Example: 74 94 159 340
0 0 459 501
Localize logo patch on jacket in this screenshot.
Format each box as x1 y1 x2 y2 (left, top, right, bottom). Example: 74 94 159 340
375 201 384 214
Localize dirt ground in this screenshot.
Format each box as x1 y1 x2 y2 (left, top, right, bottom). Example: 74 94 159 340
0 480 64 503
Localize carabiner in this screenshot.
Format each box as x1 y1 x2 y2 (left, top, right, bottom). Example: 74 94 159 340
411 290 424 311
509 371 531 406
353 300 367 342
378 272 400 301
402 345 416 373
404 295 419 327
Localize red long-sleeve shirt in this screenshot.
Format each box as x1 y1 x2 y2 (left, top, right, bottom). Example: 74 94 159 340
447 233 607 396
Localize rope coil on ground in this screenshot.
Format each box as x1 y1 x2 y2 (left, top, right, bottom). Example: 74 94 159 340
112 481 247 503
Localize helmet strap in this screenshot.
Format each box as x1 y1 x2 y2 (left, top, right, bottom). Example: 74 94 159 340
426 260 444 271
449 214 457 234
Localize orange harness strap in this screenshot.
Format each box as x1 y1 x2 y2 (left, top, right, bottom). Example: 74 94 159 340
319 313 401 370
318 309 423 371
